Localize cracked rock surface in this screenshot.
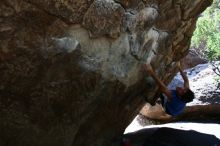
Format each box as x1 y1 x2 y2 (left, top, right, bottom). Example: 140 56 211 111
0 0 212 146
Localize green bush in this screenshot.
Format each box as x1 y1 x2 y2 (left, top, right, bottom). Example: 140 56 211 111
191 0 220 61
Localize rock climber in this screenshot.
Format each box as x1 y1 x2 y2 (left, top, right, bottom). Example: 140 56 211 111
143 62 195 117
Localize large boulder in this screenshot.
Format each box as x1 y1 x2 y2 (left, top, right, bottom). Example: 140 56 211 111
181 50 207 69
0 0 212 146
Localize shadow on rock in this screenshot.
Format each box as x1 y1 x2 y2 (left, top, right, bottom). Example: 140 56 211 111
123 127 220 146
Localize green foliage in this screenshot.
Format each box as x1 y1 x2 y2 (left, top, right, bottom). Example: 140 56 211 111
213 75 220 82
191 0 220 61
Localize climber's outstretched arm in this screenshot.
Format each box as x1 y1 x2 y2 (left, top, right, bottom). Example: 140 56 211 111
143 64 172 100
177 62 189 88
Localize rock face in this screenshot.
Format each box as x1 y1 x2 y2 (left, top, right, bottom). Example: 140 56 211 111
0 0 212 146
181 50 207 69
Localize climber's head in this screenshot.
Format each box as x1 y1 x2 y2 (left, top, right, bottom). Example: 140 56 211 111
176 87 195 103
